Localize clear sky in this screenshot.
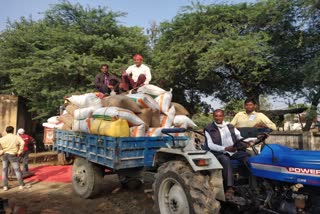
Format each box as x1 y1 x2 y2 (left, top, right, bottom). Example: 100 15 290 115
0 0 255 31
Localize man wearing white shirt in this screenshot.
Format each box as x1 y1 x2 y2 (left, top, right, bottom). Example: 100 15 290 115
120 54 152 91
204 109 250 199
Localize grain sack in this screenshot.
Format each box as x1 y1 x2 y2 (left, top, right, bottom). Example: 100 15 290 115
126 94 159 110
90 118 129 137
101 95 141 113
66 93 102 107
47 116 60 124
93 107 144 126
66 104 78 115
155 92 173 113
72 118 92 133
151 109 160 127
160 106 175 128
173 115 198 129
137 84 166 97
61 124 72 131
137 108 153 131
146 127 163 137
57 113 74 128
130 124 146 137
42 122 63 129
73 105 101 120
172 102 189 116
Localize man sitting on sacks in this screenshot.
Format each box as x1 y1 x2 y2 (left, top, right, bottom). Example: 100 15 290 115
95 64 121 95
119 54 152 92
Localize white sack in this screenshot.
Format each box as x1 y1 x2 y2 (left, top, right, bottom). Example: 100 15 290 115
47 116 60 124
173 115 198 129
130 124 146 137
126 94 160 111
72 118 92 133
67 93 102 108
146 127 163 137
137 84 167 97
155 92 173 113
93 107 144 126
160 106 175 128
73 105 101 120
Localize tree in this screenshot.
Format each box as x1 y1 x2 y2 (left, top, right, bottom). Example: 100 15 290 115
0 1 149 119
291 0 320 130
151 1 303 113
300 55 320 130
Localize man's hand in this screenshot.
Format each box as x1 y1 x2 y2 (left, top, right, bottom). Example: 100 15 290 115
247 140 255 147
17 153 22 157
225 146 236 152
241 140 256 148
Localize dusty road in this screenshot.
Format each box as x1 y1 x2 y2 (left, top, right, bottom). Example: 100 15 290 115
0 162 155 214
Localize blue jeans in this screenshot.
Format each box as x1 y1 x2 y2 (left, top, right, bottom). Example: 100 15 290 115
2 153 24 187
20 151 30 173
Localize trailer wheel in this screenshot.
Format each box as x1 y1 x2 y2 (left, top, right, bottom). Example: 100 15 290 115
72 158 104 198
153 161 220 214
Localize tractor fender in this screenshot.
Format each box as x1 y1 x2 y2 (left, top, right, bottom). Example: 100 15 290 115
153 148 223 172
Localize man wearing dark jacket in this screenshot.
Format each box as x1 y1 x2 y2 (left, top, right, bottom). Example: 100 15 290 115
94 64 120 95
204 109 250 199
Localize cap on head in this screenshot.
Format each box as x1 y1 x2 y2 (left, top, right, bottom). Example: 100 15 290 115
17 128 25 135
133 54 143 61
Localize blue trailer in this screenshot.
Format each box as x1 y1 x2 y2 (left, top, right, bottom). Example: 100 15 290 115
53 129 223 214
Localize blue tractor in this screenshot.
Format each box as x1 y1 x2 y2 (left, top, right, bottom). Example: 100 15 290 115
218 127 320 214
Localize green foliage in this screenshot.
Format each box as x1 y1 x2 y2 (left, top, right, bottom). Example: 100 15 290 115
0 2 149 119
259 95 272 110
191 113 212 129
151 1 305 114
223 99 244 117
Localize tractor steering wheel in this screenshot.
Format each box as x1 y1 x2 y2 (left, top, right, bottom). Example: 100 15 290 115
252 133 269 146
233 137 252 150
234 133 269 150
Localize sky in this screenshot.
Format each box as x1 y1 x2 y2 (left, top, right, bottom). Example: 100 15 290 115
0 0 297 109
0 0 256 31
0 0 198 31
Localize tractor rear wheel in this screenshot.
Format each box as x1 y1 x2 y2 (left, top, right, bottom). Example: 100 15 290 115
153 160 220 214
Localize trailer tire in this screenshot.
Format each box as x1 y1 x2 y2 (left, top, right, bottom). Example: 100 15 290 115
153 160 220 214
72 158 104 198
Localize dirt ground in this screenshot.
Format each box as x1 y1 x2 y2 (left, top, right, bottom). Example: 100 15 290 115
0 156 156 214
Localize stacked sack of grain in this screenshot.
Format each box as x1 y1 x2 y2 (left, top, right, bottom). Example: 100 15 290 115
57 104 75 131
126 84 198 137
52 84 197 138
126 93 161 136
64 92 102 133
98 95 145 137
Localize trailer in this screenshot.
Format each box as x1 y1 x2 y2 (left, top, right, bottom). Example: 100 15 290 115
54 128 223 214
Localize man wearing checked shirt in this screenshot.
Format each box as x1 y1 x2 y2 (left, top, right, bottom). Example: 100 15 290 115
230 98 277 131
